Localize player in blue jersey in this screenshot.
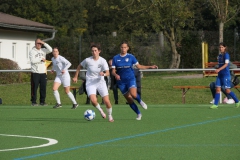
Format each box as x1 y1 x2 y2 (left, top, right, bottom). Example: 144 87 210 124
111 41 158 120
210 42 240 109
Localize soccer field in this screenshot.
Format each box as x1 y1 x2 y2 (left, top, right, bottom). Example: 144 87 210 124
0 104 239 160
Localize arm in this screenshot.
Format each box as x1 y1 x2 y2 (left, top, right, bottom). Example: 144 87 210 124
111 68 121 80
42 43 53 54
135 63 158 69
62 57 72 73
100 70 110 77
215 63 228 73
73 64 82 83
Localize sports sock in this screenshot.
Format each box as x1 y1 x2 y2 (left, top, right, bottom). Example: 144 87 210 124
133 94 141 103
214 92 220 105
106 107 112 116
229 91 239 103
53 90 61 104
95 103 103 112
129 102 141 114
67 92 77 104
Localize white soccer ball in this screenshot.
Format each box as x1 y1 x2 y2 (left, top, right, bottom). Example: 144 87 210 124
84 109 96 121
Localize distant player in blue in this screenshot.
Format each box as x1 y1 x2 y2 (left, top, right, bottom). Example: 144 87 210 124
112 41 158 120
210 42 240 109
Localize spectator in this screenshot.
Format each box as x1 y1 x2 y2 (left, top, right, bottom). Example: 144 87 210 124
108 58 119 104
29 38 52 106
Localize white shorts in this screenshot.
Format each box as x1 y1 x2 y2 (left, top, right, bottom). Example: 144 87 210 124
86 79 109 97
54 73 71 87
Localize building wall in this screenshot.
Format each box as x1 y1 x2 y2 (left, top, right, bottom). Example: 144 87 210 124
0 29 37 69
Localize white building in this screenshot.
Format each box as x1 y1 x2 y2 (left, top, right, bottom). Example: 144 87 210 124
0 12 56 69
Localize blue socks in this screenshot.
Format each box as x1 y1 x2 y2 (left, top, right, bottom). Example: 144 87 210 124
214 93 220 105
133 94 141 103
229 91 239 103
129 102 141 114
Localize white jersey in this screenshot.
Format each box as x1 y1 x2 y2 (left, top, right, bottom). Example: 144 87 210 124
81 56 109 85
29 43 52 73
51 55 71 76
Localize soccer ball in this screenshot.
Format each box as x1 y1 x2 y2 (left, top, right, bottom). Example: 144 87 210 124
84 109 96 121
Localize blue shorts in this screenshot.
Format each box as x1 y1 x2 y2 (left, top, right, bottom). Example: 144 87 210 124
117 80 137 95
215 76 231 89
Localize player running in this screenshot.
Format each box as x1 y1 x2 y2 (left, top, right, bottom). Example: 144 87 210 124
73 43 114 122
51 47 78 109
210 42 240 109
111 41 158 120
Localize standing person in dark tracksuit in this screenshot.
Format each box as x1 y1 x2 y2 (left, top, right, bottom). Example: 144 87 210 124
29 38 52 106
108 58 119 104
134 67 142 98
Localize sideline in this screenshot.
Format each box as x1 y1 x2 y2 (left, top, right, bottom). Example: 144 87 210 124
0 134 58 152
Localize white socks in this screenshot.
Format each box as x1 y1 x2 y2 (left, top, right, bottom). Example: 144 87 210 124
95 103 103 112
54 90 77 105
106 107 112 116
53 90 61 104
67 92 77 104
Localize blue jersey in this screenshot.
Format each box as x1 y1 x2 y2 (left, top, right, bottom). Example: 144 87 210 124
217 53 230 77
112 53 138 82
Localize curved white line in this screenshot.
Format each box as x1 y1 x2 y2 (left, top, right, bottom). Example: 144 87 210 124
0 134 58 152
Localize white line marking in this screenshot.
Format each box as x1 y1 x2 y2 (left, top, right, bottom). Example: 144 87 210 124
0 134 58 152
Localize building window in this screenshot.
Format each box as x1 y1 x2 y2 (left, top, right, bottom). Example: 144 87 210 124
26 43 30 59
12 43 16 59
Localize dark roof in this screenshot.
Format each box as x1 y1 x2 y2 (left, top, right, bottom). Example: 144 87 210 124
0 12 56 33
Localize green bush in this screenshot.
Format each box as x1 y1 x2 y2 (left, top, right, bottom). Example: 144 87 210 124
0 58 22 84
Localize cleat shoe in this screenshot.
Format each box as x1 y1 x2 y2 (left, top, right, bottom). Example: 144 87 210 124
53 103 62 109
71 104 78 109
226 99 234 104
115 100 118 104
108 115 114 122
210 99 214 104
223 97 228 104
136 114 142 120
235 102 240 108
31 103 38 106
210 105 218 109
100 111 106 119
140 100 147 110
40 102 48 106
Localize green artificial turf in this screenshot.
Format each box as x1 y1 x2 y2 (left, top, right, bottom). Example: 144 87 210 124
0 72 240 160
0 104 239 160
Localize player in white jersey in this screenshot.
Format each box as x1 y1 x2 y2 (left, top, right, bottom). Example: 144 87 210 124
112 41 158 120
29 38 52 106
73 44 114 122
51 47 78 109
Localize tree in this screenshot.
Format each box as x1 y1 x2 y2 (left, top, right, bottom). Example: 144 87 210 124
113 0 195 69
0 0 88 37
208 0 240 43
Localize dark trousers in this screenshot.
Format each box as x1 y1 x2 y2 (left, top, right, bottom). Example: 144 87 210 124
134 69 141 98
31 73 47 103
112 84 118 101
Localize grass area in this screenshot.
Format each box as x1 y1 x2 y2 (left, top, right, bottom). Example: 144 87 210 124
0 72 240 160
0 104 239 160
0 72 239 105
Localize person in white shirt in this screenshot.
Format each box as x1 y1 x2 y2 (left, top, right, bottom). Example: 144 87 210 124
29 38 52 106
51 47 78 109
73 44 114 122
